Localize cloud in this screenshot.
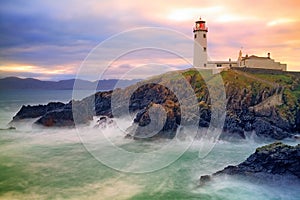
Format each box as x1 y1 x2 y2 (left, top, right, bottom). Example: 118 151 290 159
0 0 299 81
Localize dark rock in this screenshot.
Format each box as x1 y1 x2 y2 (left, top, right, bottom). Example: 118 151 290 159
35 109 75 127
94 91 113 116
34 100 94 127
0 126 16 130
125 84 182 139
133 108 148 123
212 142 300 182
94 116 115 128
296 110 300 132
199 108 211 127
12 102 65 121
221 113 245 140
252 118 290 140
244 122 252 132
128 102 179 139
9 69 300 136
199 175 211 186
34 105 93 127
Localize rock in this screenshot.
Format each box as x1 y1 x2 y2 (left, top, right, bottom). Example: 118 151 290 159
199 175 211 186
252 118 290 140
221 114 245 140
212 142 300 183
35 109 75 127
296 110 300 132
12 102 65 121
0 126 16 131
35 100 94 127
94 91 113 116
94 116 115 128
199 108 210 127
127 102 179 139
9 69 300 135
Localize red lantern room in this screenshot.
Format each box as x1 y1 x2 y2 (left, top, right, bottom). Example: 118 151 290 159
193 17 208 32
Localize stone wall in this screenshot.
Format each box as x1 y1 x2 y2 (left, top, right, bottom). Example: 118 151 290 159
240 58 286 71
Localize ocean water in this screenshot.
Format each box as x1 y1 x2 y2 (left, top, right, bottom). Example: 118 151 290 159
0 90 299 200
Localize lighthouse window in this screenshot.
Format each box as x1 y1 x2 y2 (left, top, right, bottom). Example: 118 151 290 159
204 47 207 52
194 34 197 39
203 34 206 38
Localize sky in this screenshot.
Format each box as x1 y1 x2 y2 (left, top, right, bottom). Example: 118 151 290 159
0 0 299 80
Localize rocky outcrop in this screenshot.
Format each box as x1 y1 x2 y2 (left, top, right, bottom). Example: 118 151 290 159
252 118 289 140
10 68 300 140
128 100 180 139
12 102 65 121
11 99 94 127
94 91 113 116
199 142 300 185
35 109 75 127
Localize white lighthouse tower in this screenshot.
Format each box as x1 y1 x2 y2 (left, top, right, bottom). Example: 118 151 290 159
193 18 208 68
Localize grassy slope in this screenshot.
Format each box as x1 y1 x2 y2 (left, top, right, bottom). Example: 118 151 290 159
232 69 300 123
143 67 300 124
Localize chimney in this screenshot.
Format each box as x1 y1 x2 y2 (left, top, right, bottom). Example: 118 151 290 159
267 52 271 58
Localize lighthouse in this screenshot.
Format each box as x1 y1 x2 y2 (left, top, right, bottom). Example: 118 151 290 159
193 18 208 68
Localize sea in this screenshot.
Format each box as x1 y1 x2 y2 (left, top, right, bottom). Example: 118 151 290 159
0 89 299 200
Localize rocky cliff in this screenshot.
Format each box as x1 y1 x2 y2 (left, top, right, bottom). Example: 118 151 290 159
200 142 300 185
11 68 300 140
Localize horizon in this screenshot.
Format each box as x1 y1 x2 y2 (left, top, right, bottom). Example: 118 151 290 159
0 75 142 82
1 0 300 81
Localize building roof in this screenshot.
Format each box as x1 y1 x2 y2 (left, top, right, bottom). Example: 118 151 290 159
208 61 238 64
242 55 270 61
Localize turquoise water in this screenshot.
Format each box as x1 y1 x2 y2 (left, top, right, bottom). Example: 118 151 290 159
0 90 299 199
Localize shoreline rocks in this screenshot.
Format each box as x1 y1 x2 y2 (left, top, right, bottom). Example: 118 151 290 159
199 142 300 185
10 69 300 141
12 102 65 121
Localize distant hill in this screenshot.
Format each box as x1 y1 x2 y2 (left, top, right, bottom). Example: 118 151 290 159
0 77 142 90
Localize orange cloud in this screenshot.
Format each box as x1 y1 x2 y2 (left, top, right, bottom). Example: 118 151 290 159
1 0 299 81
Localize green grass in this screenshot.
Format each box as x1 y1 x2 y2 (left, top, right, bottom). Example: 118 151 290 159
254 74 293 85
142 68 300 124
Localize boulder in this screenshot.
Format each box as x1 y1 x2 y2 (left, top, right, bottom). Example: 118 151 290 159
209 142 300 183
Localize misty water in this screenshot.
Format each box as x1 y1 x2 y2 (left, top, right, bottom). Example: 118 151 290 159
0 90 299 199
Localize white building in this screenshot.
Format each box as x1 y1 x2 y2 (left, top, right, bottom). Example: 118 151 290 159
193 18 287 71
238 51 287 71
193 18 208 68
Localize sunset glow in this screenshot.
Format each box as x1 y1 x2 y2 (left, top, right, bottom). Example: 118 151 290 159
0 0 299 80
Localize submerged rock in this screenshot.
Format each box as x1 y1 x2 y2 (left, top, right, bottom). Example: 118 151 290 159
94 116 115 128
199 175 211 186
200 142 300 185
0 126 16 131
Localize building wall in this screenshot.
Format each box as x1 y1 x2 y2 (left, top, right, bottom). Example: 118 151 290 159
240 58 287 71
208 62 238 68
193 31 207 68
